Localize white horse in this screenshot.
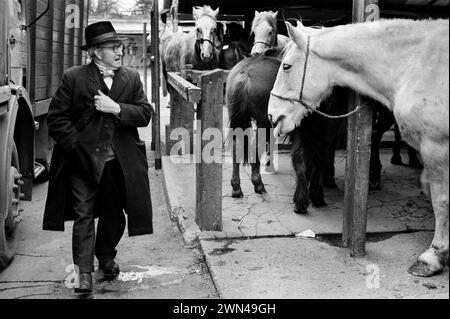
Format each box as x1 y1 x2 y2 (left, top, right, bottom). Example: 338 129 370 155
163 5 221 73
251 10 290 55
268 19 449 277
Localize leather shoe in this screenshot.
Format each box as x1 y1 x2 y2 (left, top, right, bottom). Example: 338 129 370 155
75 272 92 293
99 260 120 278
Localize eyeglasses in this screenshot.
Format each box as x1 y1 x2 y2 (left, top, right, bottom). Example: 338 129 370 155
97 44 124 53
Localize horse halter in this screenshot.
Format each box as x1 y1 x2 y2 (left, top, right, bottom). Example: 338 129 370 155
270 35 313 110
197 37 215 46
253 40 272 48
270 36 364 120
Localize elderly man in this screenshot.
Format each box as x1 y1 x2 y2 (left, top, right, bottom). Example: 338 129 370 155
43 21 153 293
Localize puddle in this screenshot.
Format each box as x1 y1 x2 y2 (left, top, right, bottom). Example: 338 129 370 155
209 240 236 256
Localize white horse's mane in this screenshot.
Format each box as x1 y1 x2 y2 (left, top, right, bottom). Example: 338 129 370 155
251 11 278 35
193 5 219 20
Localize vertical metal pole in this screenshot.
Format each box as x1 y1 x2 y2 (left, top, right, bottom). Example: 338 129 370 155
143 22 147 95
343 0 379 257
151 0 162 169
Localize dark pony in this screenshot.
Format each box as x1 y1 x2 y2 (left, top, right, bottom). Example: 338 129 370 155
226 48 283 197
219 22 251 70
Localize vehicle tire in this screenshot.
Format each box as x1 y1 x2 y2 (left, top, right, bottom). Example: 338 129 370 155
0 142 22 270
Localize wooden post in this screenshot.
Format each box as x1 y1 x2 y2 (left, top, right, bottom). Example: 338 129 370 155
165 72 200 155
0 1 7 86
142 22 147 95
171 0 179 33
46 0 54 98
343 0 378 257
195 69 223 231
150 0 162 169
150 5 156 151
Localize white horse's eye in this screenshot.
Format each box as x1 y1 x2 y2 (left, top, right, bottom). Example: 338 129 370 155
283 63 292 71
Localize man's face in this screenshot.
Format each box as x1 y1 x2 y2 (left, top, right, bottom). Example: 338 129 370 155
95 41 124 70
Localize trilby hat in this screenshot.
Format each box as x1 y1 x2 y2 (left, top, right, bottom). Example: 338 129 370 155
81 21 127 50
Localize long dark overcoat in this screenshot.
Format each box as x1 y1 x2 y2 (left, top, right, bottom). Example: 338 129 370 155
43 62 153 236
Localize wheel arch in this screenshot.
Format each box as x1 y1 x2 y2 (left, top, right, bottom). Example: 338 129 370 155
0 86 35 213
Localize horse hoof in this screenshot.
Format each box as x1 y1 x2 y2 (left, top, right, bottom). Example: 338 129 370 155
391 156 404 166
369 181 381 190
312 199 327 208
294 207 308 214
409 160 423 169
232 189 244 198
324 180 338 189
254 184 267 194
407 260 443 277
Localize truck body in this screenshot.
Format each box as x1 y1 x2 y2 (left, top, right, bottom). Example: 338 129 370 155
0 0 88 269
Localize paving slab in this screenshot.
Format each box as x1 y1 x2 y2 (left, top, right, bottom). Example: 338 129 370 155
162 148 434 245
200 232 449 299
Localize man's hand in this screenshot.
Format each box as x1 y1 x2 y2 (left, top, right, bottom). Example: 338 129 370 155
94 90 121 116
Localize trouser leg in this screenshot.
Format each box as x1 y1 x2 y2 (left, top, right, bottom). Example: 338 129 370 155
95 160 126 262
71 172 98 273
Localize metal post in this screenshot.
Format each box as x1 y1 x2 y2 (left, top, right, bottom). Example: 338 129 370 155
343 0 379 257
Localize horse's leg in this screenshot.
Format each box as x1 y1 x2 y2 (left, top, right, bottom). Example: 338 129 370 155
251 159 266 194
408 171 449 276
408 146 423 169
250 125 266 194
231 138 244 198
324 136 338 189
370 107 394 189
391 122 404 165
291 129 309 214
309 164 327 207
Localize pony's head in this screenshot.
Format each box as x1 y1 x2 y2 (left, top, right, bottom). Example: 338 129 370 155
251 11 279 54
268 21 334 136
193 5 220 61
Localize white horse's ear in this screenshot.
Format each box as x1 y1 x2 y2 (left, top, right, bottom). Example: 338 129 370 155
273 11 278 19
212 7 220 17
255 10 260 15
295 20 305 30
193 7 200 20
286 21 308 49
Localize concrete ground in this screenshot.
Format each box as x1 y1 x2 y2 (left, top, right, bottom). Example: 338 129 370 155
160 90 448 298
163 147 449 299
0 125 218 299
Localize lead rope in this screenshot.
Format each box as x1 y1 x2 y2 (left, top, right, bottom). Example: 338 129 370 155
312 105 366 119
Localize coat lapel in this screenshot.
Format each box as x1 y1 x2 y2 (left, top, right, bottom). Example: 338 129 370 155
109 67 129 101
88 62 109 96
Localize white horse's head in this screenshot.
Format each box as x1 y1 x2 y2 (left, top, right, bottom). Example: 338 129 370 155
268 21 334 136
251 10 279 54
193 5 220 61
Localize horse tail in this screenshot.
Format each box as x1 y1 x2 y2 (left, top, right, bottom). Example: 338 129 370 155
225 65 253 164
161 59 168 97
